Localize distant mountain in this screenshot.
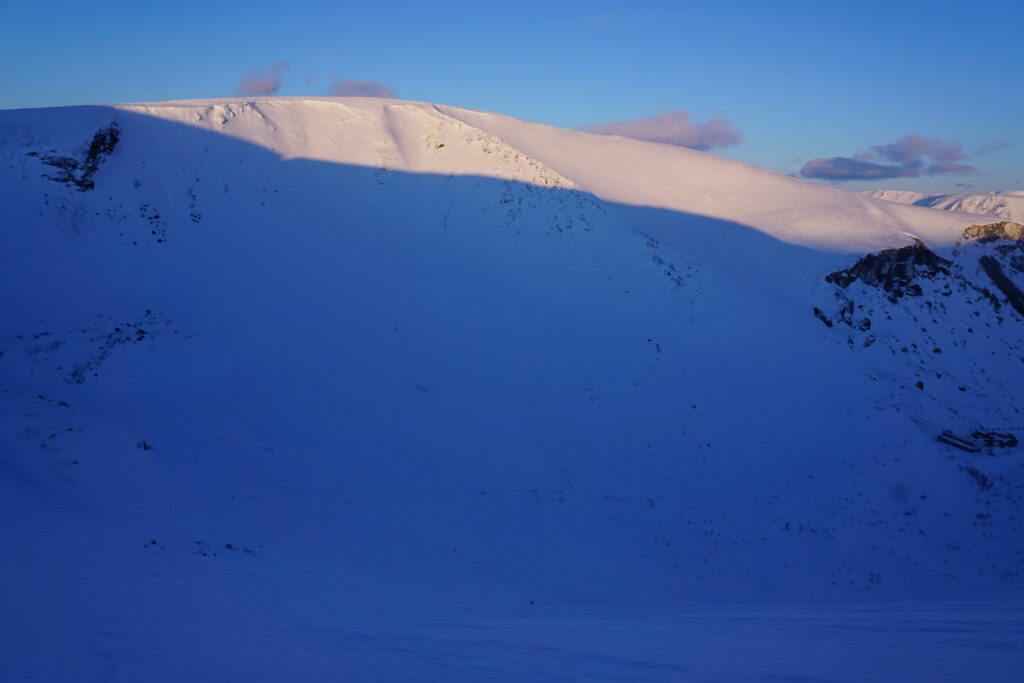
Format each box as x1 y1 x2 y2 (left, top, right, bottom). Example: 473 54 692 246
2 97 1022 680
860 189 1024 222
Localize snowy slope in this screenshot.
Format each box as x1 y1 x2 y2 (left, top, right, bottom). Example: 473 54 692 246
118 98 983 253
436 104 982 252
1 97 1023 681
860 189 1024 223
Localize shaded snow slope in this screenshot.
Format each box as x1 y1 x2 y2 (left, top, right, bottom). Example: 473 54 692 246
861 189 1024 223
2 98 1023 681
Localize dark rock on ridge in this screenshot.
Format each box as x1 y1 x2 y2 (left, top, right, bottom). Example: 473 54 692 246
826 238 952 300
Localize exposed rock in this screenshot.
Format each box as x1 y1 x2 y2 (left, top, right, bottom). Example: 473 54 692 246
30 123 120 191
971 431 1019 449
979 255 1024 317
826 238 951 300
959 221 1024 244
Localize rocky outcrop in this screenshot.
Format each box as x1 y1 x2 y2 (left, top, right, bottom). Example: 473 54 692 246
960 221 1024 244
27 123 120 191
825 238 952 300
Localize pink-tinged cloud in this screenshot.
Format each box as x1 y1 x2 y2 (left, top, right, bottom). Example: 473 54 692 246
577 110 742 151
327 78 396 98
801 157 913 181
975 139 1013 156
859 134 966 164
236 61 290 97
801 133 976 181
926 161 975 175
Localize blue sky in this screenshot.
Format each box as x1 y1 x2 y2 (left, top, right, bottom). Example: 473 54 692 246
3 0 1020 192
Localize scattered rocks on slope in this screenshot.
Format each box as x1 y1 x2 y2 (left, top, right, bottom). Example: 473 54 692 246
2 310 184 386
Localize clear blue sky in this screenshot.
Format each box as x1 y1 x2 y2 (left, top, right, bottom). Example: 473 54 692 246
3 0 1020 192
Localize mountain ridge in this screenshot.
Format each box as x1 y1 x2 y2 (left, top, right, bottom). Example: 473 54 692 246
859 189 1024 223
6 96 981 251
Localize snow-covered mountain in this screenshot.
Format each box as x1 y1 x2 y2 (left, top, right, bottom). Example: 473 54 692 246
860 189 1024 223
2 97 1023 681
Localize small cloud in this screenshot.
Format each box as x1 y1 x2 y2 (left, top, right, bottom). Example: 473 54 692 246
862 134 966 164
801 133 976 181
926 161 975 176
327 78 396 98
975 139 1013 156
577 110 742 151
800 157 911 181
236 61 290 97
955 182 974 188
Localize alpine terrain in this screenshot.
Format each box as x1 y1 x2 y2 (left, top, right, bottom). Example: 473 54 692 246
2 97 1023 681
860 189 1024 223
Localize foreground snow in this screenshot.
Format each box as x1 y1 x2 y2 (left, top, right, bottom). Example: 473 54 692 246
5 583 1022 682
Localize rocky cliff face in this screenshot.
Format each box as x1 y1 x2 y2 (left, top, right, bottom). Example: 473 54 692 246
824 238 952 300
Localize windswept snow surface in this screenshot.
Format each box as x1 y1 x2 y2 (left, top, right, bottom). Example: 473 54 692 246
2 97 1023 681
860 189 1024 223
